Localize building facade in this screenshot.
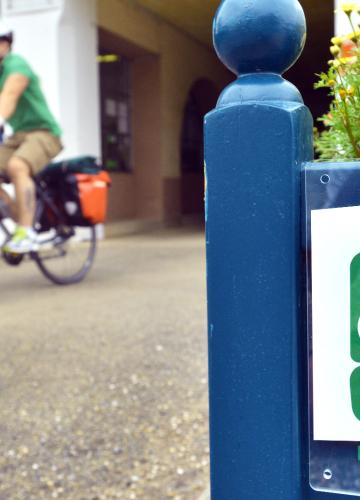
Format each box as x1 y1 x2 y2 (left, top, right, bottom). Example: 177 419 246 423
0 0 342 234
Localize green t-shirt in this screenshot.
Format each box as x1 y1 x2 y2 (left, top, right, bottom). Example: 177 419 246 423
0 53 61 136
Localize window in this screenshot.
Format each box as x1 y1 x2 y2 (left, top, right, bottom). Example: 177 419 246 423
99 52 132 172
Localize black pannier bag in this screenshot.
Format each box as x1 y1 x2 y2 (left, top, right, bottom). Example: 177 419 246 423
36 156 111 230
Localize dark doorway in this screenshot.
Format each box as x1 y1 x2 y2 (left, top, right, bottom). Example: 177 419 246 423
286 0 334 125
181 79 218 219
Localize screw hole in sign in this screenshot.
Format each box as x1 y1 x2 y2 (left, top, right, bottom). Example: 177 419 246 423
323 469 333 480
320 174 330 184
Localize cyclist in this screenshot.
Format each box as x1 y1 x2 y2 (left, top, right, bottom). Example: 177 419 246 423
0 24 62 253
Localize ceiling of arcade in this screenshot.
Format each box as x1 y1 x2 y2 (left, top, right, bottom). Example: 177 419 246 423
132 0 334 48
133 0 221 46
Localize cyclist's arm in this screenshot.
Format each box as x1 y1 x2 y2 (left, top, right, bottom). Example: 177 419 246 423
0 73 29 121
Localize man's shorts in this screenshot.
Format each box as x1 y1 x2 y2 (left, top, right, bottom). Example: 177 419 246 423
0 130 63 176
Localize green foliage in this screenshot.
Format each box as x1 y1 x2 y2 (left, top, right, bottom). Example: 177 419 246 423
315 8 360 159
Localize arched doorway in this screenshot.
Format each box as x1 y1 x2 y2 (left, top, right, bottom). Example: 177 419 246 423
180 79 218 220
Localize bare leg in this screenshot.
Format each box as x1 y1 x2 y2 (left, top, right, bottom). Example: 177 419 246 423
6 156 35 227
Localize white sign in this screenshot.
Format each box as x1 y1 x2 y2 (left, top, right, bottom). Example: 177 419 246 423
312 205 360 441
1 0 61 15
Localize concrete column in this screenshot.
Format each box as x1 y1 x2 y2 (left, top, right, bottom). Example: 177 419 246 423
58 0 101 158
132 55 162 220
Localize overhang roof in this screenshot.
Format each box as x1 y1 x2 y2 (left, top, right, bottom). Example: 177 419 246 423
134 0 220 46
133 0 332 48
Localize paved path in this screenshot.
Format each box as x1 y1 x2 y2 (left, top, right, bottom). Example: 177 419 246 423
0 229 209 500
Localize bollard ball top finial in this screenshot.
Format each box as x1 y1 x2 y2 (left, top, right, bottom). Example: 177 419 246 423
213 0 306 76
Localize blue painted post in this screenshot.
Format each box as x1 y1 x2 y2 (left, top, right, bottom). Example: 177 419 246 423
205 0 313 498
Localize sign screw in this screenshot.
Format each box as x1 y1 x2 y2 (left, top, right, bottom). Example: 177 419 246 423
323 469 333 480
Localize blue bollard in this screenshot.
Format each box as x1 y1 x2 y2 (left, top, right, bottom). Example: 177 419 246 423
205 0 315 498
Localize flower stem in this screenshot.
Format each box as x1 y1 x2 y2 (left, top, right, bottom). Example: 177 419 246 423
341 98 360 156
348 15 359 43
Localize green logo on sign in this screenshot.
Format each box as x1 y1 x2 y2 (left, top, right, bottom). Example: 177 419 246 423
350 254 360 420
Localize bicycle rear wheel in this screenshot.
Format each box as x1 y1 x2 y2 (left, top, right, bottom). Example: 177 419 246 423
33 225 97 285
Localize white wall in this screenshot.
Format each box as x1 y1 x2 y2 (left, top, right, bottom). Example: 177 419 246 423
0 0 101 160
1 4 63 128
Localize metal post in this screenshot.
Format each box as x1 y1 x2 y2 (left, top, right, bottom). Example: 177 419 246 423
205 0 314 498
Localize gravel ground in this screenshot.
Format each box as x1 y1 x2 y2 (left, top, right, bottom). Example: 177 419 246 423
0 229 209 500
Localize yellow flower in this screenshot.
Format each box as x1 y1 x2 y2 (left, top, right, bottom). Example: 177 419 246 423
339 88 347 99
331 36 344 46
328 59 342 68
348 31 360 41
330 45 341 55
339 56 357 63
338 2 358 15
348 86 356 96
328 79 336 86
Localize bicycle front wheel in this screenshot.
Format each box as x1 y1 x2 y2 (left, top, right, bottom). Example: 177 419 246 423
33 225 97 285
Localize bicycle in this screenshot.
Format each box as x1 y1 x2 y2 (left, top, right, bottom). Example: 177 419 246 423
0 158 99 285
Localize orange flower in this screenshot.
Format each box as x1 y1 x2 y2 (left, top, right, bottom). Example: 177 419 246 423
341 39 357 58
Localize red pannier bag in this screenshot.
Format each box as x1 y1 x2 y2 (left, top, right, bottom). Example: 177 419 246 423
74 171 111 225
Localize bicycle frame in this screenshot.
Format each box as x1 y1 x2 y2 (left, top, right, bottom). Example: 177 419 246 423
0 184 13 239
0 177 69 247
34 179 62 231
0 170 97 284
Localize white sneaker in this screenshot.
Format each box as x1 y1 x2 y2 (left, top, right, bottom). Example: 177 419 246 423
3 226 39 254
